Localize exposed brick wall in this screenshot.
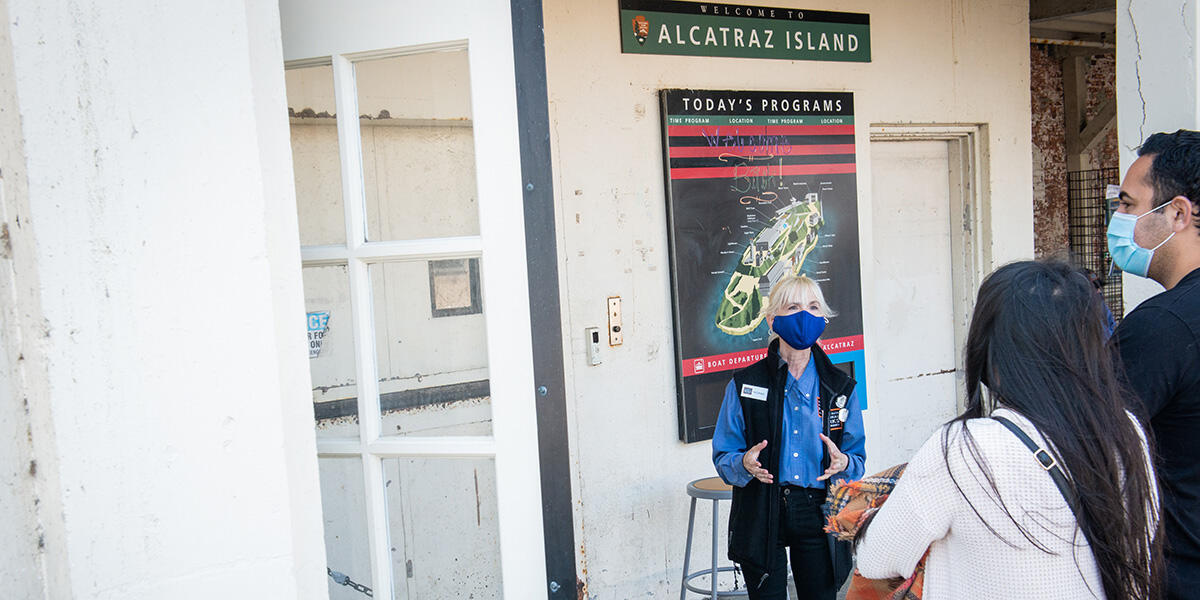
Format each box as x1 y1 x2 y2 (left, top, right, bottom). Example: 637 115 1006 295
1030 45 1118 258
1085 53 1119 169
1032 44 1067 258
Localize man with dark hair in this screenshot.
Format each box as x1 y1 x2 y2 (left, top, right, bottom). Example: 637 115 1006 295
1111 129 1200 599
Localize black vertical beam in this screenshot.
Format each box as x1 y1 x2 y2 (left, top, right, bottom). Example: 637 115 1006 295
510 1 579 598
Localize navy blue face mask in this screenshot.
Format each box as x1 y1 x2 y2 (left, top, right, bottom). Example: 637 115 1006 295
772 310 827 350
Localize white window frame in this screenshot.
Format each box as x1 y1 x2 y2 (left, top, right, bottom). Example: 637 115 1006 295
285 5 548 595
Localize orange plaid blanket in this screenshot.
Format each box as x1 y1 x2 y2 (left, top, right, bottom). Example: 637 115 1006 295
824 464 927 600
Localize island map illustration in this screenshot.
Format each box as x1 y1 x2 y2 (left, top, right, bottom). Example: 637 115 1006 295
660 89 866 441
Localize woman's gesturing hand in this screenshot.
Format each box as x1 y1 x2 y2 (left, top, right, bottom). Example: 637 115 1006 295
742 440 774 484
816 433 847 481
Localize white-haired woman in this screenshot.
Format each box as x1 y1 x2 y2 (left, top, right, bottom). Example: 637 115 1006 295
713 274 866 600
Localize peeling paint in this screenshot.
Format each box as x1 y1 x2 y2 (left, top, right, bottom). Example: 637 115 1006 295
473 468 481 526
888 367 956 382
1084 54 1119 170
312 368 470 393
1031 45 1118 258
0 222 10 259
288 107 334 119
1031 44 1070 257
576 498 590 600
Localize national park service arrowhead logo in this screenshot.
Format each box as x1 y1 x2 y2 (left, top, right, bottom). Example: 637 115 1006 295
632 15 650 44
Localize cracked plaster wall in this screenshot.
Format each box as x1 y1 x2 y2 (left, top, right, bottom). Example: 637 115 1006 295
1117 0 1199 311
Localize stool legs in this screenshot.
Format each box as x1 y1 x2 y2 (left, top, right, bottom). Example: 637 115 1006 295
681 497 697 600
682 491 745 598
711 498 719 600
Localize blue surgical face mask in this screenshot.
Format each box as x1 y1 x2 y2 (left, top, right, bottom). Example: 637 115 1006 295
1107 201 1175 278
772 310 827 350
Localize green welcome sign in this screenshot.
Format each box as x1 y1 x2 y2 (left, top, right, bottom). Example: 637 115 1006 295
620 0 870 62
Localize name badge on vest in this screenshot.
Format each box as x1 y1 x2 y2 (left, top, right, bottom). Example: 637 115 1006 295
740 384 769 401
827 405 845 432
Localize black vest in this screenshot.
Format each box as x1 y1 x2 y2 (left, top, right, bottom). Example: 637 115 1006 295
727 339 856 583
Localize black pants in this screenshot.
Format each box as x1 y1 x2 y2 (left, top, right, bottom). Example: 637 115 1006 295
741 487 835 600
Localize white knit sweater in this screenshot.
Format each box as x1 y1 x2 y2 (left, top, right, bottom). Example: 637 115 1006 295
855 408 1155 600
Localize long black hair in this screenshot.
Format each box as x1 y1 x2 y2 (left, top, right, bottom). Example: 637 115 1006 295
945 259 1162 599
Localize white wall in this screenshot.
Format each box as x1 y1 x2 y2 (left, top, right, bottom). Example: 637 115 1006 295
0 0 326 597
1117 0 1200 311
0 0 46 593
543 1 1033 597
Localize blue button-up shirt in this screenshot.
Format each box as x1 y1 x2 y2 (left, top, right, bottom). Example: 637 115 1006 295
712 354 866 488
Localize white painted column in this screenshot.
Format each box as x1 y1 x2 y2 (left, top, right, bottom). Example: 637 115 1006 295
0 0 327 597
1117 0 1200 311
0 0 47 594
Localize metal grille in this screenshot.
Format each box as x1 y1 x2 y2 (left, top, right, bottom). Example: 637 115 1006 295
1067 167 1123 320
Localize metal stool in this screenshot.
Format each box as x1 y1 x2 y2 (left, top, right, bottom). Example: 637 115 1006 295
681 476 748 599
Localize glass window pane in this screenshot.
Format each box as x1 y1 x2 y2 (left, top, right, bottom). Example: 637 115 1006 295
319 457 373 600
385 457 502 598
428 258 482 317
304 264 359 438
355 50 480 242
369 260 491 437
286 64 346 246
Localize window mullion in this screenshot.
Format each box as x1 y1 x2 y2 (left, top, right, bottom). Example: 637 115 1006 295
299 244 352 266
334 54 367 252
349 236 483 262
333 53 393 600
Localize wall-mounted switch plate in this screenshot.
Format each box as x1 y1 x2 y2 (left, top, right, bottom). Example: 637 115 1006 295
585 327 602 365
607 297 623 346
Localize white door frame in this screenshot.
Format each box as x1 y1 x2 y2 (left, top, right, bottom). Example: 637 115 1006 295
282 2 547 598
868 125 990 412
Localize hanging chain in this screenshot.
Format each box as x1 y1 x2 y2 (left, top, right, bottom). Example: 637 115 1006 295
327 567 374 597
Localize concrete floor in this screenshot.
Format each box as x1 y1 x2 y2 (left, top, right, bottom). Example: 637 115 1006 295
687 561 854 600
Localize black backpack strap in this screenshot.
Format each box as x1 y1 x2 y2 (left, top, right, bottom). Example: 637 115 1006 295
992 416 1082 521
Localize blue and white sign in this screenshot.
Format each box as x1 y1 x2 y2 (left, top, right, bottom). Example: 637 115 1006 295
307 311 331 359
